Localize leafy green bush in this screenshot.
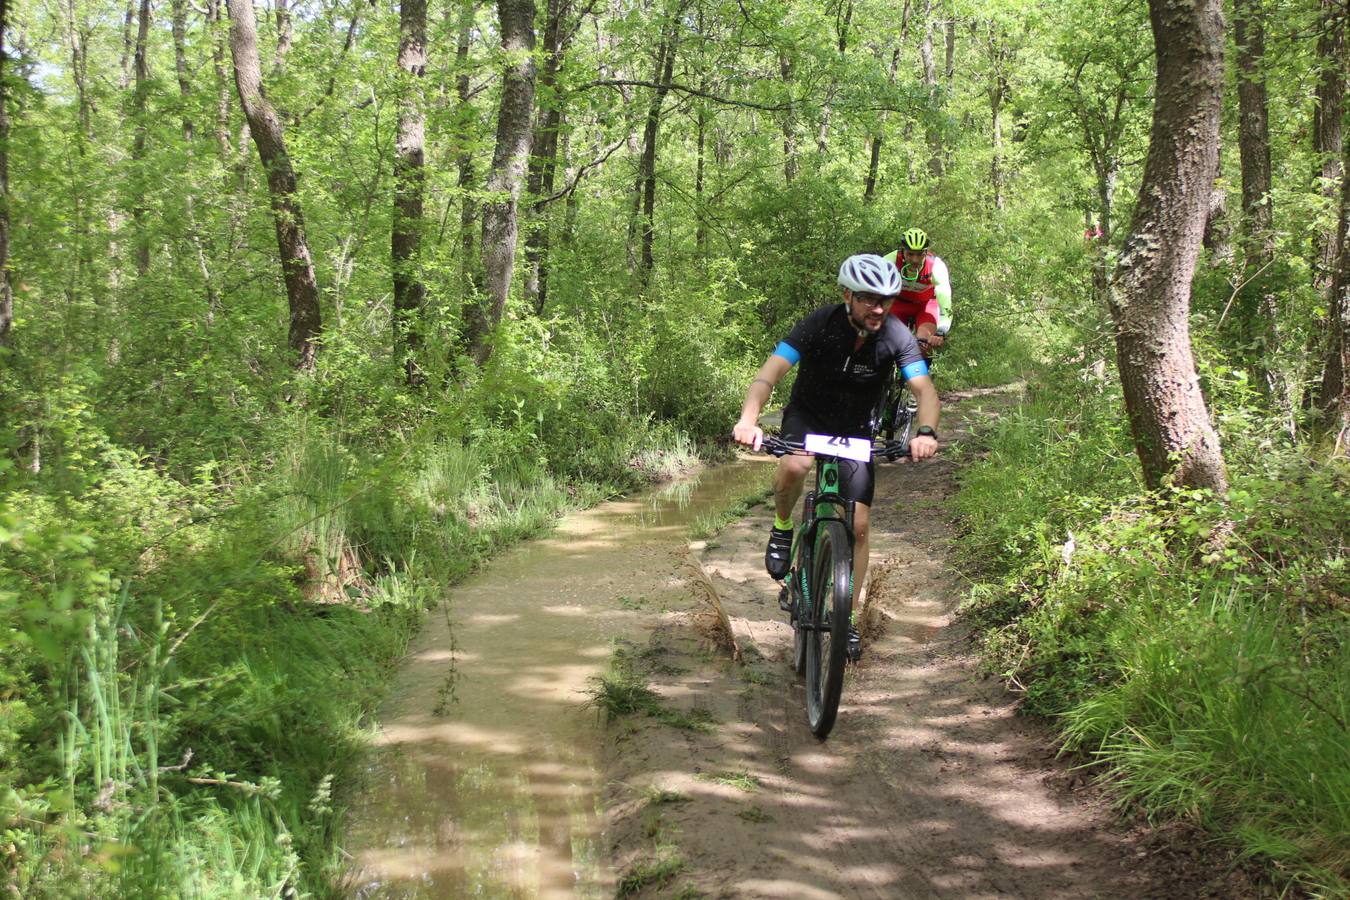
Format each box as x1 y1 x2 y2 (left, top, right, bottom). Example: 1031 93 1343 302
956 370 1350 894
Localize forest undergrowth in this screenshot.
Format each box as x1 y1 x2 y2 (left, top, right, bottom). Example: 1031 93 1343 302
955 352 1350 895
0 312 726 896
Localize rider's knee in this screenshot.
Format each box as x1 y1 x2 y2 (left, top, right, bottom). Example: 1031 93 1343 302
853 517 870 545
778 454 813 481
852 504 871 542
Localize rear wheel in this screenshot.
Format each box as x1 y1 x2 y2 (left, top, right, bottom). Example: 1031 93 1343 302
882 384 912 445
804 520 852 739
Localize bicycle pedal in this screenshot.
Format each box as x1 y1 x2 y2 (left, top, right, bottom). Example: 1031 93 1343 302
846 626 862 663
777 585 793 612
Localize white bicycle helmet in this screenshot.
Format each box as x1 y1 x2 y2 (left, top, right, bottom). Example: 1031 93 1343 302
837 253 903 295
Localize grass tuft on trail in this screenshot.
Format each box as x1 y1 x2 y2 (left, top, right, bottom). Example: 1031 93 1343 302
588 648 716 732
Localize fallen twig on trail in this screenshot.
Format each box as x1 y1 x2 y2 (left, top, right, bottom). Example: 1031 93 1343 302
684 549 743 663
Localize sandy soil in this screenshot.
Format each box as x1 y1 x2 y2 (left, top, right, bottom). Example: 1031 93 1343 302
600 388 1261 899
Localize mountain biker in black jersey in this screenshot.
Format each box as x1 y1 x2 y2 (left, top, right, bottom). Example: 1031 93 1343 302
731 253 941 658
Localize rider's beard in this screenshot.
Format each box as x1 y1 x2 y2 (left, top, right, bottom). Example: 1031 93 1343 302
848 308 880 335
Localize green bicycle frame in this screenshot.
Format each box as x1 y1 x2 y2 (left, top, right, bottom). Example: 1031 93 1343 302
793 456 856 610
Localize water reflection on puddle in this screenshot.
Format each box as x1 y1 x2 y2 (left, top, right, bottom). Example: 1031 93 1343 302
344 458 768 898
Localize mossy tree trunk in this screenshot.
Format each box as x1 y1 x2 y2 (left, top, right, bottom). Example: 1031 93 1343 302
1108 0 1228 493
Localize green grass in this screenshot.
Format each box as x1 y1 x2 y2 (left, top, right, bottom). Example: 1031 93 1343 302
697 770 761 792
588 650 715 732
642 786 692 806
617 852 686 897
688 486 771 540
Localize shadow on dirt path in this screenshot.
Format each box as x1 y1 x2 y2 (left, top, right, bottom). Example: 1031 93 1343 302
601 387 1258 899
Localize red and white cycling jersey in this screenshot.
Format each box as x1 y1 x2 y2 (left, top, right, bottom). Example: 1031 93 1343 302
882 249 951 332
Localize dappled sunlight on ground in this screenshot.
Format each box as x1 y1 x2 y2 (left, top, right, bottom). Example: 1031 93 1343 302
595 392 1239 899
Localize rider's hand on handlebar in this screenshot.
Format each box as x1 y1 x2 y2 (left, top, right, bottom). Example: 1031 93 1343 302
732 420 764 451
908 434 938 461
915 324 944 348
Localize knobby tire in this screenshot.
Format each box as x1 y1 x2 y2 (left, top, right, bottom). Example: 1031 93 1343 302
804 520 851 739
791 555 808 675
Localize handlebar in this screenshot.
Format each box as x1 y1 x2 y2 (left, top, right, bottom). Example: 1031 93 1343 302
758 435 911 461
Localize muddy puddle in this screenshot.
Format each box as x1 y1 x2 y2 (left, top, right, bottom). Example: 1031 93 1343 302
344 460 769 898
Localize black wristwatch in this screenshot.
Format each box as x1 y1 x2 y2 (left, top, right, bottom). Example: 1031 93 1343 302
915 425 938 440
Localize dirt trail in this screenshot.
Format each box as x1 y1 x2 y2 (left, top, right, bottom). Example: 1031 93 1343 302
602 389 1252 899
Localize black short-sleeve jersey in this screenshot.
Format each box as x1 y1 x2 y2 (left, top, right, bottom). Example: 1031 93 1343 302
779 303 925 437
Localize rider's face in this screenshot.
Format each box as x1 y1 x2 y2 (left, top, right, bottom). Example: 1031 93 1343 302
901 247 926 269
847 290 890 332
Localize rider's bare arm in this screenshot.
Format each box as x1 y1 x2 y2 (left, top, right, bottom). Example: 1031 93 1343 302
930 257 952 336
733 353 794 450
905 374 940 460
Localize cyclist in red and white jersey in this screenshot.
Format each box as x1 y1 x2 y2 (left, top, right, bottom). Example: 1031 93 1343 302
882 228 951 351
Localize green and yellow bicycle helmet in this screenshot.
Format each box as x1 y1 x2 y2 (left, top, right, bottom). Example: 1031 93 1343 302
900 228 929 251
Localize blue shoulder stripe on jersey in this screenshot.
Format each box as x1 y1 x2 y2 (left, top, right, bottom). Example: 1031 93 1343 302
772 341 801 365
901 359 929 380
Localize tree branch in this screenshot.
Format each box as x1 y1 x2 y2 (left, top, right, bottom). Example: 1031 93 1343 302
571 78 795 111
534 136 627 208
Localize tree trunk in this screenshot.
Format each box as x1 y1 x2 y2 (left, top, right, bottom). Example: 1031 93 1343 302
817 0 851 156
63 0 93 319
988 60 1009 214
452 0 478 281
779 53 797 184
209 0 233 162
864 1 908 205
464 0 536 366
131 0 152 277
524 0 567 313
1316 121 1350 451
1233 0 1290 431
1313 0 1345 294
0 0 13 348
227 0 322 370
696 96 707 253
637 23 678 285
944 11 955 87
1203 183 1232 265
1234 0 1274 281
119 0 136 90
1108 0 1227 493
171 0 219 315
919 0 943 179
863 45 901 205
273 0 292 71
393 0 428 382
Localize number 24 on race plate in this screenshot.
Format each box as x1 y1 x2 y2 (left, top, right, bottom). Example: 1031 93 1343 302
803 433 871 462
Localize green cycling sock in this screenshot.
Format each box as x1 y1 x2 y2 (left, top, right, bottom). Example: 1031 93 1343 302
773 515 793 531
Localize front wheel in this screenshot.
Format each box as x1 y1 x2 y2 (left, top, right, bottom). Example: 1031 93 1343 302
804 520 852 739
791 563 808 675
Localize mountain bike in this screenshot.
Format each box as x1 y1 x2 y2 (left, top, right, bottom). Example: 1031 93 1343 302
760 434 908 739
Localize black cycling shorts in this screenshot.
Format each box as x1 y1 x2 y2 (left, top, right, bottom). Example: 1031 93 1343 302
779 405 875 506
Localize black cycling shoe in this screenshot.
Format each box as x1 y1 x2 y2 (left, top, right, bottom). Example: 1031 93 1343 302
765 526 793 579
846 625 863 663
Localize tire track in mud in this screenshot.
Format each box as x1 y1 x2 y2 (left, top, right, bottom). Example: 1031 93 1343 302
601 388 1259 899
